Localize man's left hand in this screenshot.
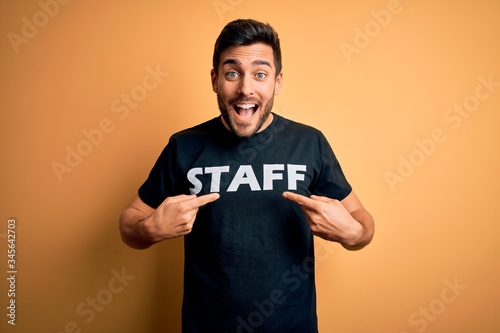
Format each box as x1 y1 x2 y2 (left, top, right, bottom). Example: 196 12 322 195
282 191 368 249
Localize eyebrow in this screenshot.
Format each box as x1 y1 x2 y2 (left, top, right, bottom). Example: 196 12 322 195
222 59 272 68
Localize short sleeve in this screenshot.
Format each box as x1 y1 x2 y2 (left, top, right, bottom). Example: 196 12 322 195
138 138 179 208
310 132 352 200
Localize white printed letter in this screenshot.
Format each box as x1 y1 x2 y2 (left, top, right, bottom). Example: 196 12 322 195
263 164 284 190
227 165 261 192
187 167 203 194
205 166 230 192
287 164 307 190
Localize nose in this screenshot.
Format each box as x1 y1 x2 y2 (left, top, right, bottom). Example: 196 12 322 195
237 75 254 96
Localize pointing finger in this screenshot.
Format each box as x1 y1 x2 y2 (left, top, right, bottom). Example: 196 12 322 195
192 192 220 208
282 191 314 207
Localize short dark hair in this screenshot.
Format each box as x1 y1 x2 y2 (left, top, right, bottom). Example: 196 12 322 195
213 19 282 77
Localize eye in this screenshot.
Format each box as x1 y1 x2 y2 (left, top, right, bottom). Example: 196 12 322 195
226 71 239 79
256 72 267 79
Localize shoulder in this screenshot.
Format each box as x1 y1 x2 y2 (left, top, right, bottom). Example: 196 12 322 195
153 117 222 160
274 114 327 142
164 117 229 151
170 117 221 141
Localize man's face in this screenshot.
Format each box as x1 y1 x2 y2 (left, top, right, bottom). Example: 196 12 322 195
211 43 283 138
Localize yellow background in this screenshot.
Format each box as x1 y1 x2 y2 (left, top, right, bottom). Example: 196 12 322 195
1 0 499 332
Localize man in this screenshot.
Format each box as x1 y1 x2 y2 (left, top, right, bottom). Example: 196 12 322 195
120 19 374 333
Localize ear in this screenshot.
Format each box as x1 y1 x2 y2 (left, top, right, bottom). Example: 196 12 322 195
210 69 218 93
274 71 283 95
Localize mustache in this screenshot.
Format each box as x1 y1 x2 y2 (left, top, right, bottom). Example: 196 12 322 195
228 97 260 105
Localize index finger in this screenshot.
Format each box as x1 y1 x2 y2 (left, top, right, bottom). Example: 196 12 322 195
191 192 220 208
282 191 315 208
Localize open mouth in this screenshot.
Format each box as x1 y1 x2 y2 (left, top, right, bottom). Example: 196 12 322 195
233 103 259 120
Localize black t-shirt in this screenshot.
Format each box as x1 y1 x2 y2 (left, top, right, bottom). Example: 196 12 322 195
139 114 352 333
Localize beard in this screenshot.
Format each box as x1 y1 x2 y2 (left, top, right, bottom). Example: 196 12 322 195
217 93 275 138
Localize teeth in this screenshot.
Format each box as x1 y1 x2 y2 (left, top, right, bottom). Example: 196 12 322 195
236 104 256 109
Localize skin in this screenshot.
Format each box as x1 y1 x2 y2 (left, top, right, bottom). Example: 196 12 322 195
282 191 374 250
119 43 374 250
119 193 220 249
211 43 283 137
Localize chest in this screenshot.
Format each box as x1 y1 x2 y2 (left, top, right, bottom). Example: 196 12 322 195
177 137 320 196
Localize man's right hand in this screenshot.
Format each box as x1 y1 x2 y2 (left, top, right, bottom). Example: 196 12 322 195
145 193 220 241
119 193 220 249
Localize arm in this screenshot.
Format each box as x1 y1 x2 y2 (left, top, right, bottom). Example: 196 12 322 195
338 191 375 250
282 191 374 251
119 193 220 250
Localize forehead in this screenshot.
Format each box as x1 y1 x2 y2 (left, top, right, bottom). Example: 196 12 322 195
220 43 275 69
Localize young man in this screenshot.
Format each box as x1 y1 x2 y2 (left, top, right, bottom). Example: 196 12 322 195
120 19 374 333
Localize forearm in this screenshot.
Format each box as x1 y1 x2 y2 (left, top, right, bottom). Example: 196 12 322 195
341 208 375 251
119 208 156 250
